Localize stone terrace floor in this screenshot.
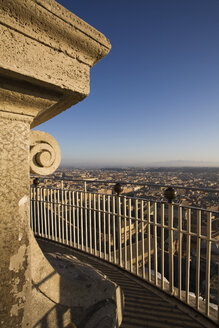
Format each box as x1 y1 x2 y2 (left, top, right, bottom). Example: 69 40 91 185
37 238 217 328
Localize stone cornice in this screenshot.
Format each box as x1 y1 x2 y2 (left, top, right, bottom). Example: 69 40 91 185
0 0 111 127
0 0 111 67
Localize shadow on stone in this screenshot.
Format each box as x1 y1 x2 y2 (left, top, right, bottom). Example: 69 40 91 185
31 234 124 328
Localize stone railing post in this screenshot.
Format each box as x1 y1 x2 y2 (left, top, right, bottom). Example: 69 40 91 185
0 1 111 326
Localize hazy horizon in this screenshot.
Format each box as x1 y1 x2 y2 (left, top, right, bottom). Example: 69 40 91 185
60 159 219 169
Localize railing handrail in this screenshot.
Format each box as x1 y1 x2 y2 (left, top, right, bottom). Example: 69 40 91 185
32 185 219 215
31 176 219 194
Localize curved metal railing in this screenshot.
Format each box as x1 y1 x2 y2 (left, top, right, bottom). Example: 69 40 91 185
31 186 219 324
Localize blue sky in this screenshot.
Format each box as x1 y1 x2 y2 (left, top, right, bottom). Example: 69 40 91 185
37 0 219 167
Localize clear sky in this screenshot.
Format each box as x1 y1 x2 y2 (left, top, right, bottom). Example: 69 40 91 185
36 0 219 167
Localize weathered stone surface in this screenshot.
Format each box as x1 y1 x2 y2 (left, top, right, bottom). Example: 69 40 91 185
32 235 123 327
30 130 61 175
0 0 111 127
0 112 31 327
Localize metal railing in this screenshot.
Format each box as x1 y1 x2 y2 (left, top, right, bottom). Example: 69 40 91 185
30 186 219 324
31 175 219 193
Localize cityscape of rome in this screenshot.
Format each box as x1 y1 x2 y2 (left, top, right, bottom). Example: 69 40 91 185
35 166 219 211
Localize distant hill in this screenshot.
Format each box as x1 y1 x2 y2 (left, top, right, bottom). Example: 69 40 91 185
142 160 219 168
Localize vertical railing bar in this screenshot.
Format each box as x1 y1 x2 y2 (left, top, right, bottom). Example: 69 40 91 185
94 194 97 256
168 203 174 294
31 187 36 234
89 193 92 254
186 208 191 304
72 191 76 248
41 188 45 237
76 192 79 249
50 189 54 240
42 188 45 237
43 188 47 238
85 191 88 252
161 203 165 290
135 199 139 275
34 187 36 233
118 195 122 267
113 196 116 264
36 187 39 235
124 197 127 270
54 190 57 242
40 188 44 237
98 194 101 258
108 195 111 262
103 195 106 260
32 188 35 234
80 192 84 250
69 190 72 246
148 201 151 282
30 187 33 231
141 200 145 279
129 198 133 273
52 190 55 241
57 189 61 243
30 188 33 230
65 190 68 245
47 189 50 239
36 188 41 236
154 202 158 286
48 188 51 240
34 187 37 235
196 210 201 310
205 212 212 317
63 190 65 244
33 187 36 235
31 187 33 231
61 188 64 243
178 206 182 299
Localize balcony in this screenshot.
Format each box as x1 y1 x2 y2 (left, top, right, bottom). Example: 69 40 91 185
31 181 219 327
1 1 218 326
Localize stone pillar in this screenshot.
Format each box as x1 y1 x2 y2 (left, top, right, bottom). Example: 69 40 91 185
0 112 31 327
0 1 111 326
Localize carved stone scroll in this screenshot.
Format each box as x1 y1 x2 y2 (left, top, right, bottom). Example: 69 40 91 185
30 130 61 175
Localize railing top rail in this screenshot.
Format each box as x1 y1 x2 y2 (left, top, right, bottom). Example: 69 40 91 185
30 185 219 215
30 176 219 193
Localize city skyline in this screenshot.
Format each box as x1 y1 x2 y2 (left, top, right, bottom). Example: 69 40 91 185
35 0 219 167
